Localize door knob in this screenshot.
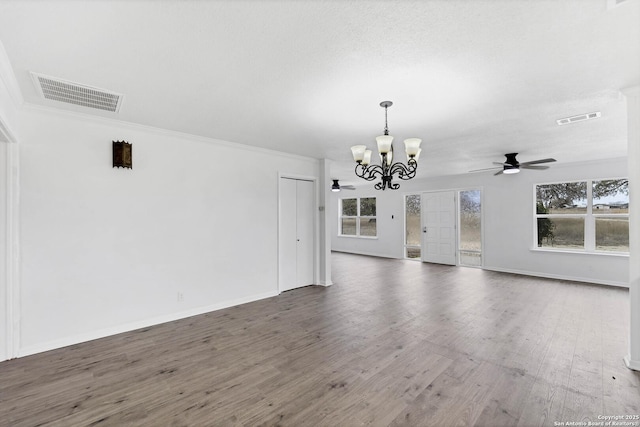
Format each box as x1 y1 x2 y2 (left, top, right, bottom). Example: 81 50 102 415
423 227 427 233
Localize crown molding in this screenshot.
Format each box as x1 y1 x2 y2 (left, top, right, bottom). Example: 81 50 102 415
21 102 320 164
0 40 23 107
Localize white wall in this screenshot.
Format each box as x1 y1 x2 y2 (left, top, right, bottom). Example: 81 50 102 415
14 107 319 357
0 142 7 361
332 157 629 287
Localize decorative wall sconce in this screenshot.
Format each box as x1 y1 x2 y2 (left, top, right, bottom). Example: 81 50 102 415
113 140 132 169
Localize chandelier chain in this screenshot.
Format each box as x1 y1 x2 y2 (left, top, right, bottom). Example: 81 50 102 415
384 104 389 136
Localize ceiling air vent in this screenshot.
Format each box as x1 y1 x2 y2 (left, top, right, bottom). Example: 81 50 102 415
31 72 123 113
556 111 601 126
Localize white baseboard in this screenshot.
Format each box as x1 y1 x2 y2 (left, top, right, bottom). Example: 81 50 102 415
17 290 279 358
317 280 333 287
484 266 629 288
624 355 640 371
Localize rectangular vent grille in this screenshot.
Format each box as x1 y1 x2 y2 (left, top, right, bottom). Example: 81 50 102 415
31 72 123 112
556 111 601 126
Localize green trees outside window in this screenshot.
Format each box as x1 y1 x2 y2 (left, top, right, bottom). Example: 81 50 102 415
535 179 628 252
339 197 377 237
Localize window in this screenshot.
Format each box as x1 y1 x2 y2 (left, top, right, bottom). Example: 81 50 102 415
404 194 421 258
340 197 376 237
459 190 482 266
535 179 628 253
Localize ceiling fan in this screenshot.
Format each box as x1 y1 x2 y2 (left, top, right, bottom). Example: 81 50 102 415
470 153 556 176
331 179 355 192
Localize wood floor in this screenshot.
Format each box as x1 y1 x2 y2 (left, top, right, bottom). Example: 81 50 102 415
1 253 639 426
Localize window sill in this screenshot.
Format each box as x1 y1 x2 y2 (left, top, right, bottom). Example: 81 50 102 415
338 235 378 240
530 247 629 257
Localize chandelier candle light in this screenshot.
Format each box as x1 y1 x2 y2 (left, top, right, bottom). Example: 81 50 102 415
351 101 422 190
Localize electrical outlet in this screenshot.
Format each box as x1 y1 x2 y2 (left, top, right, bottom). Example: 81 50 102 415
177 292 184 302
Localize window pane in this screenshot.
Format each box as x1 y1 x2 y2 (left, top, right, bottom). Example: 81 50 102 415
459 190 481 251
593 179 629 213
360 218 376 236
360 197 376 216
341 218 356 235
537 217 584 249
596 217 629 252
342 199 357 216
536 182 587 214
460 251 482 267
406 247 421 259
405 194 421 246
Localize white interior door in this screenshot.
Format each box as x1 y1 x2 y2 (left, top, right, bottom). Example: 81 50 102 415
280 178 298 291
422 191 457 265
279 177 314 292
295 180 314 287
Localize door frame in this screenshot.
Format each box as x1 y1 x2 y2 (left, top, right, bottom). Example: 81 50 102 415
413 187 484 267
1 116 20 361
277 173 318 293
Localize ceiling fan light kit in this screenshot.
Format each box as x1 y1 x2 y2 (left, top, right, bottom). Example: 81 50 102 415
350 101 421 190
503 166 520 174
468 153 556 176
331 179 355 192
495 153 555 176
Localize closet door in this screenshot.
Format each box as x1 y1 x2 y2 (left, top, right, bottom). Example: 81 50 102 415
279 178 314 292
295 179 314 287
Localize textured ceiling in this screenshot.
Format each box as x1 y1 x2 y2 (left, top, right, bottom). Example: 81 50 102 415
0 0 638 185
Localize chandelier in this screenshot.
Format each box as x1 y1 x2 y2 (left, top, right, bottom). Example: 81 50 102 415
350 101 422 190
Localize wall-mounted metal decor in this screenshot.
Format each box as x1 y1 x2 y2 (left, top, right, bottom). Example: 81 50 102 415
112 140 132 169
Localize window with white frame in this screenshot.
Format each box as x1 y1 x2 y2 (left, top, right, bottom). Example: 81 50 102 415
340 197 376 237
404 194 421 258
535 179 629 253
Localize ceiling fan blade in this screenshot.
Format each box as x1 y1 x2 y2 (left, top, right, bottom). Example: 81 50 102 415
492 162 508 166
521 165 549 170
342 185 356 190
493 170 504 176
469 166 501 173
520 158 556 166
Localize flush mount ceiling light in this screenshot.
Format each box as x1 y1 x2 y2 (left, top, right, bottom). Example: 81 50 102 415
556 112 601 126
350 101 422 190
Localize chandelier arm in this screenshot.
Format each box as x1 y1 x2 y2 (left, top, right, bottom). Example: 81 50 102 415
389 161 418 180
355 163 384 181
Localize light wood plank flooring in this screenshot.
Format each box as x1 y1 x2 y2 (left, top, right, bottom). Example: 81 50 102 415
1 253 639 426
